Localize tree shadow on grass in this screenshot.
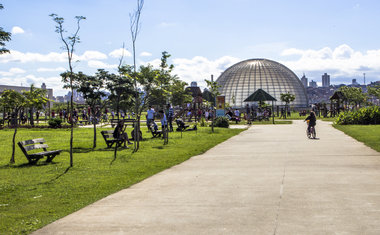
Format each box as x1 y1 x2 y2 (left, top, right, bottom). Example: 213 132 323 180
0 162 58 169
60 147 93 154
37 166 71 185
109 147 133 166
152 145 164 150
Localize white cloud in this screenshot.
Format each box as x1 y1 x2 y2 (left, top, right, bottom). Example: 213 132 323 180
88 60 118 69
37 67 66 72
0 50 108 63
140 52 152 57
280 44 380 81
11 26 25 34
79 51 107 60
109 48 132 58
140 56 240 88
158 22 178 28
172 56 240 88
0 67 26 76
0 74 65 95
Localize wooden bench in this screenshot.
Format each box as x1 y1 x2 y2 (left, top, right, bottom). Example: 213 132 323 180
101 130 125 148
78 120 89 126
148 122 162 138
110 118 135 128
18 138 62 164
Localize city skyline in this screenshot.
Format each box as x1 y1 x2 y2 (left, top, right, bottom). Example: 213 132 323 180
1 0 380 96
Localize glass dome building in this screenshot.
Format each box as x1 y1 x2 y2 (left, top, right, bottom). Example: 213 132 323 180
216 58 308 108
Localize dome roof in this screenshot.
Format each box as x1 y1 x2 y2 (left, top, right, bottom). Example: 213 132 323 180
216 58 308 108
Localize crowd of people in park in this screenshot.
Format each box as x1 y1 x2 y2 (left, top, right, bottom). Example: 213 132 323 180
1 100 344 129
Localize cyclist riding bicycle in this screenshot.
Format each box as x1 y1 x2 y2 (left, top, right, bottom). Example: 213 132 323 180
304 111 316 135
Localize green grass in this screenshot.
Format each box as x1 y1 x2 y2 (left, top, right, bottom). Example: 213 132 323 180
0 126 244 234
276 112 337 122
333 124 380 152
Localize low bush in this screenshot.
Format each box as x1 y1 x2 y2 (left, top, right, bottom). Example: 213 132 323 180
213 116 230 128
336 106 380 125
48 117 63 128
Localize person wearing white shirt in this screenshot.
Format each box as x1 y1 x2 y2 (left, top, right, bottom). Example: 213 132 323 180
147 106 155 127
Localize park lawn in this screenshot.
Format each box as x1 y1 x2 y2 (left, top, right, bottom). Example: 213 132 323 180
0 126 244 234
333 124 380 152
244 120 292 125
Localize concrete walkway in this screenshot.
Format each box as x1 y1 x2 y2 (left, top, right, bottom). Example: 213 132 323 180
34 121 380 234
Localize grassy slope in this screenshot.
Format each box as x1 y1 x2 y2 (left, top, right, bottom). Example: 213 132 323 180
0 126 244 234
333 124 380 152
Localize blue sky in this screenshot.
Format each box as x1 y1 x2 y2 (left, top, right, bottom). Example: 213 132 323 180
1 0 380 96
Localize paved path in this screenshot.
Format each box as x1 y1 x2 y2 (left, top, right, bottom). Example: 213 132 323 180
34 121 380 235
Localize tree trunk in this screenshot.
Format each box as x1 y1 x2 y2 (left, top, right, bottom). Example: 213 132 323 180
70 86 74 167
10 123 17 164
211 109 214 133
93 120 97 149
30 108 34 127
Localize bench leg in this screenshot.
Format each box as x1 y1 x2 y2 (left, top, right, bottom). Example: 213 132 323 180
46 154 57 163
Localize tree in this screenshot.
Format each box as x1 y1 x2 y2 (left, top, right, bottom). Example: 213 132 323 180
23 85 48 126
280 92 295 119
0 90 25 164
51 13 86 167
205 79 220 132
0 4 11 54
148 51 184 106
170 80 192 106
106 66 135 119
368 85 380 102
130 0 144 151
338 86 367 109
62 71 107 149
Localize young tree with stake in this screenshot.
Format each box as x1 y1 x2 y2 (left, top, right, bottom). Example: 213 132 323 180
50 14 86 167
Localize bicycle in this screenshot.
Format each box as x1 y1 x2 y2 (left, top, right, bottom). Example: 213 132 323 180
306 121 316 139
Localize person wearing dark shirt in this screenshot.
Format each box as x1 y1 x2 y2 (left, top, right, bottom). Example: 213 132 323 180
304 111 317 134
113 120 132 147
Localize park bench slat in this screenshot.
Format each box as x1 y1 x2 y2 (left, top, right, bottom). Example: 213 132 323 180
23 144 49 152
29 150 62 157
18 138 45 146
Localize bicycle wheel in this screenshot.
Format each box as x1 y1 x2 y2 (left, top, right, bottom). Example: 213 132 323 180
306 129 311 138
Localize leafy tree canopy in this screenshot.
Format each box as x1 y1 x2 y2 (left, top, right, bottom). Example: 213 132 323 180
0 4 11 54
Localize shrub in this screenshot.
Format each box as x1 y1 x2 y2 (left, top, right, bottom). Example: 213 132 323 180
336 106 380 125
213 116 230 128
48 117 63 128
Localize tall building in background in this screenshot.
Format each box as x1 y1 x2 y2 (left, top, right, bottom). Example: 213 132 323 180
309 80 317 88
322 73 330 87
301 73 308 88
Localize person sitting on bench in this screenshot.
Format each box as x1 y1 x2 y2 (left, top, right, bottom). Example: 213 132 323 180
175 118 189 131
113 120 132 147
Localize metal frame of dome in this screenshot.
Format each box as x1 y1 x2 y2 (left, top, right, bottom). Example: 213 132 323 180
216 58 308 108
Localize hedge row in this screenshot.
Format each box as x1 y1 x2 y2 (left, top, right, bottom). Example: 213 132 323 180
336 106 380 125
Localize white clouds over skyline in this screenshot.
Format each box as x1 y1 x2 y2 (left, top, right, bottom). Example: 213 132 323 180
171 56 240 88
88 60 118 69
37 67 66 72
11 26 25 34
109 48 132 58
280 44 380 80
140 52 152 57
0 50 109 64
0 67 26 76
1 44 380 96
